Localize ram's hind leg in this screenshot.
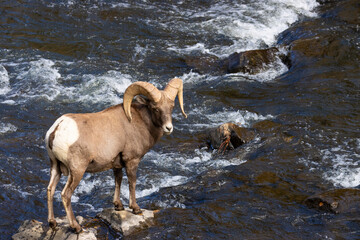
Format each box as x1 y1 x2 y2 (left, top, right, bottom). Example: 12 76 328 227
113 168 124 211
61 166 86 233
47 158 61 229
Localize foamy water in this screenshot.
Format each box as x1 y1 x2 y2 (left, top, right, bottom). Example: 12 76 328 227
300 129 360 189
168 0 318 56
1 58 133 106
322 139 360 188
0 122 17 134
0 65 10 95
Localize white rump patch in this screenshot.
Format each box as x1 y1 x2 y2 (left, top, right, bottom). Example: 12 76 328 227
45 115 79 162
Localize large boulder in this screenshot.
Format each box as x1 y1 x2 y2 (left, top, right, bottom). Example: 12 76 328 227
185 47 290 75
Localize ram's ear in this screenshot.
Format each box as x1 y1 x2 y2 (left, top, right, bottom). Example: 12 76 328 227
134 95 150 105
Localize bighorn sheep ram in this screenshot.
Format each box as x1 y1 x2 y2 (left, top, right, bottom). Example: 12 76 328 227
45 78 187 233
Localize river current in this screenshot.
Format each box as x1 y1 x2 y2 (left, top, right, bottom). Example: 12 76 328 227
1 0 359 239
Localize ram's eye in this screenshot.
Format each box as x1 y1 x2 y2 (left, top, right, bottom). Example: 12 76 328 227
153 108 159 113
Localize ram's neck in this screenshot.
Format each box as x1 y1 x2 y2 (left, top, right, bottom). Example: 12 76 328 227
133 103 164 146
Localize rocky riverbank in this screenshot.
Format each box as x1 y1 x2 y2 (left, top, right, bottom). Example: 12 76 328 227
12 208 156 240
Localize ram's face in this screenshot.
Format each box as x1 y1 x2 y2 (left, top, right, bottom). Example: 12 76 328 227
150 96 175 135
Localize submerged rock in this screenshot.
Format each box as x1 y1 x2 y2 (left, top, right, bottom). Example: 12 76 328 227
12 208 156 239
12 216 96 240
207 122 255 153
305 188 360 214
185 54 226 75
97 208 155 236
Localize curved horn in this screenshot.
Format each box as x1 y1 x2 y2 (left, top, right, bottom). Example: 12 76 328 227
123 81 162 121
164 78 187 118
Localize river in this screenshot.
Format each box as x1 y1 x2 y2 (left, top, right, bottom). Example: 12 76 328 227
0 0 359 239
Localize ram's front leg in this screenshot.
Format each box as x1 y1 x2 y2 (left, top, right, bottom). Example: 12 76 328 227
125 159 142 214
113 168 124 211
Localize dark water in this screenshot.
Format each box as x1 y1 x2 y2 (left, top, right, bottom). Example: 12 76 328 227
1 0 360 239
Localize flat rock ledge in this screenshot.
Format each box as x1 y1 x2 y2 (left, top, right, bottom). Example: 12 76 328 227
97 208 155 236
12 208 155 240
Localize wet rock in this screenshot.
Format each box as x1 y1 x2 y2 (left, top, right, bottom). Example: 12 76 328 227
336 0 360 25
253 119 296 143
254 171 280 185
12 216 96 240
290 36 348 61
278 0 359 68
185 47 290 75
305 188 360 214
97 208 155 236
320 0 360 24
225 47 281 74
185 54 225 75
252 120 282 135
207 122 255 153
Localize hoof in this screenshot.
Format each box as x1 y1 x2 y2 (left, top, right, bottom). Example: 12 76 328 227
132 208 142 215
49 219 57 230
114 201 125 211
72 225 83 234
115 205 125 211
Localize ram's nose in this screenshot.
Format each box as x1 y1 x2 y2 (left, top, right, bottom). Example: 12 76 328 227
163 124 173 135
